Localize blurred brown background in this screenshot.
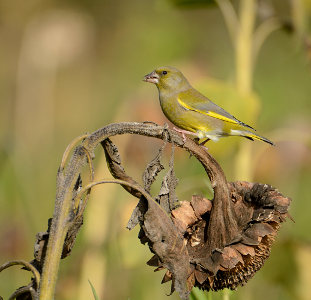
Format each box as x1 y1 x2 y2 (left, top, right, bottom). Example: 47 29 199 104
1 0 311 299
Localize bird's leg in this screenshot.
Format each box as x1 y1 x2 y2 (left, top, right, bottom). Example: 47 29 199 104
192 137 210 151
199 138 210 146
198 138 210 151
193 137 210 145
173 127 197 143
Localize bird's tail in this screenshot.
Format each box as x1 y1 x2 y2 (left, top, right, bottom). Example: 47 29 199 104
231 129 274 145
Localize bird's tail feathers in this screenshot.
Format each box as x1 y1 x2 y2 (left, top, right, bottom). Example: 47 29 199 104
230 129 274 145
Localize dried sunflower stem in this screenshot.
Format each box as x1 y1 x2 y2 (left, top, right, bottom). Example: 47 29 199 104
36 122 236 299
9 285 37 300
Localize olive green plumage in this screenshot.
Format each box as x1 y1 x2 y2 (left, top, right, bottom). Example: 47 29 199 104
144 66 273 145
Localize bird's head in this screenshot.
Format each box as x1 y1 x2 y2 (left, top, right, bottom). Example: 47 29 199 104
143 66 190 91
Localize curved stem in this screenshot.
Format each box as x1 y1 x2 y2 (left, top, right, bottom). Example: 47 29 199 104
9 286 37 300
0 260 40 289
60 133 89 171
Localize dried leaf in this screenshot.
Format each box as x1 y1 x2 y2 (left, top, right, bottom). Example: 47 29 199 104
245 223 275 238
190 195 212 217
231 243 256 257
154 266 165 272
228 234 243 244
275 205 290 214
142 189 191 300
155 146 179 213
194 269 209 284
252 208 274 222
273 195 291 207
241 235 260 246
126 199 148 230
142 142 165 193
196 251 222 275
162 270 173 283
102 138 141 198
220 247 243 269
147 255 161 267
171 201 197 229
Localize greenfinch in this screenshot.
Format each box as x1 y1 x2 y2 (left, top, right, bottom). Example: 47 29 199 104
144 66 273 145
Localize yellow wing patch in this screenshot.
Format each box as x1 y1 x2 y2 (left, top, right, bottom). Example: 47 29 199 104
177 97 239 125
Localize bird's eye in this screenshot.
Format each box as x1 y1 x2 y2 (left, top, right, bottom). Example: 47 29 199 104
162 71 167 75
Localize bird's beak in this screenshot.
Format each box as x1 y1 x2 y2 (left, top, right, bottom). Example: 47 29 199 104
143 71 159 84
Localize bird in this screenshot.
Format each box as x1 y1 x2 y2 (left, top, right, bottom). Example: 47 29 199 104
143 66 274 146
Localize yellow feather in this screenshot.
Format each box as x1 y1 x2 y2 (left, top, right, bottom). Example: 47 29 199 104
177 97 239 125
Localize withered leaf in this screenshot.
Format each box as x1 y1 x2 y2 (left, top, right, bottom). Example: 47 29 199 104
228 234 243 245
142 191 191 300
154 266 165 272
252 208 274 222
245 223 275 239
190 195 212 218
102 138 141 198
194 269 209 284
171 201 197 229
275 205 290 214
241 235 260 246
273 195 291 208
249 183 275 206
231 243 256 257
195 251 222 275
147 255 161 267
220 247 243 269
162 270 173 283
142 142 165 193
155 146 179 213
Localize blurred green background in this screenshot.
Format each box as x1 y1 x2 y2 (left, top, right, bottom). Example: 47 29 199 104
1 0 311 299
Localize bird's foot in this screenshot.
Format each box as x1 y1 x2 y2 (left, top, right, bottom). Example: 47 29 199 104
173 127 197 143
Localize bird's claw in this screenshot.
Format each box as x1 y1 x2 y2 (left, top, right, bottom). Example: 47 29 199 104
173 127 190 144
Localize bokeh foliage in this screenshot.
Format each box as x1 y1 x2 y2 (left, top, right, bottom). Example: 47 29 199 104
0 0 311 299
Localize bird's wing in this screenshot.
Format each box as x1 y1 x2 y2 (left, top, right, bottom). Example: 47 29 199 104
177 88 254 130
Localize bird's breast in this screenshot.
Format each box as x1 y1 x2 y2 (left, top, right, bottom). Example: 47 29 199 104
159 93 199 132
